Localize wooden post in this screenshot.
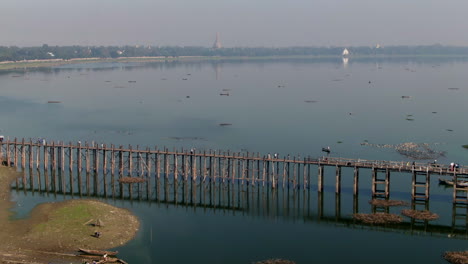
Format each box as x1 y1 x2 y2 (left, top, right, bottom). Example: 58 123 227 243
353 167 359 196
262 158 266 187
69 142 73 172
318 165 324 192
174 153 178 181
60 144 65 173
43 143 48 172
302 158 307 190
0 138 3 165
164 149 169 180
156 149 160 179
85 143 90 174
14 138 18 169
119 146 124 177
6 139 11 167
411 170 416 200
385 168 390 198
371 167 376 197
35 142 39 170
128 145 133 177
103 144 107 175
29 139 33 170
335 165 341 194
193 151 197 180
111 145 116 198
146 148 151 199
77 142 82 172
425 171 430 200
21 138 25 170
94 144 99 174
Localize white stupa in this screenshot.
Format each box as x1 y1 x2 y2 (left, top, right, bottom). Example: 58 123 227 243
342 48 350 57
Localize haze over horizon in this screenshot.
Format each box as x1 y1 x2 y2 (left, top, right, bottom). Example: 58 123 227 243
3 0 468 48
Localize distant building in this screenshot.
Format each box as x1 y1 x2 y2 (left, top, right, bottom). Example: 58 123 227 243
212 33 222 49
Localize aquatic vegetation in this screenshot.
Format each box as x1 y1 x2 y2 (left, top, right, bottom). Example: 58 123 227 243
401 209 439 221
353 213 402 224
361 142 445 160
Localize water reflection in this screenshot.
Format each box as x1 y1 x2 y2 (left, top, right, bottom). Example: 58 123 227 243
13 168 468 240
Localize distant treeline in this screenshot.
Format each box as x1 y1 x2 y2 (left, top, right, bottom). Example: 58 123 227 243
1 44 468 61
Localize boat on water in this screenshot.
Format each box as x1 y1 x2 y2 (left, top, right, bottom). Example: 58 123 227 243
438 178 468 188
78 248 118 256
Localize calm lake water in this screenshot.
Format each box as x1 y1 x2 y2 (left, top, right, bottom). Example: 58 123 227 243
1 57 468 263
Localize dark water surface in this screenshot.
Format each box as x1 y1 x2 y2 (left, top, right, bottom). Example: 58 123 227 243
1 57 468 263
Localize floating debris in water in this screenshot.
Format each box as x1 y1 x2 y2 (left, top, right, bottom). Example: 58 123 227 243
332 79 343 82
47 101 62 104
219 123 232 126
401 95 411 99
401 209 439 221
353 213 402 224
406 118 414 121
304 100 318 103
186 96 190 98
222 89 231 91
448 87 460 90
361 142 445 160
220 93 229 96
114 86 126 89
446 129 453 132
277 85 285 88
443 251 468 264
337 141 343 144
369 199 409 207
432 111 437 114
462 145 468 149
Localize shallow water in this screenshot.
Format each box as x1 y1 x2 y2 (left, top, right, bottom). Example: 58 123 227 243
2 57 468 263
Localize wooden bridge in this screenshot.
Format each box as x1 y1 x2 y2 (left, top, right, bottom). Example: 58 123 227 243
1 137 468 205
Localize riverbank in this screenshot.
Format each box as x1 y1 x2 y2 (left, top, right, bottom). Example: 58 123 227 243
3 54 468 71
0 167 140 264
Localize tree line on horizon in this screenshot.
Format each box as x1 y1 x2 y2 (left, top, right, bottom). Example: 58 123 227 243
1 44 468 62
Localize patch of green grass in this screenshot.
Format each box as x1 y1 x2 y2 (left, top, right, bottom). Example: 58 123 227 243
462 145 468 149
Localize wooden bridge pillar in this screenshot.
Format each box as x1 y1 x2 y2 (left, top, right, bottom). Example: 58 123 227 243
6 139 11 167
372 168 390 198
0 139 3 164
318 164 324 192
353 166 359 196
77 142 82 172
453 174 468 204
412 170 430 200
451 202 468 232
21 138 25 170
14 138 18 169
335 165 341 194
28 139 33 170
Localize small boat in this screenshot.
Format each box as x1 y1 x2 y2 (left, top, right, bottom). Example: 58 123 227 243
79 248 118 256
438 178 468 188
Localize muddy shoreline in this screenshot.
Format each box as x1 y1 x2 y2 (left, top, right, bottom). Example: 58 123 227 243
0 167 139 264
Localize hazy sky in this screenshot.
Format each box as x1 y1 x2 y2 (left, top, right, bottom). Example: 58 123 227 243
2 0 468 47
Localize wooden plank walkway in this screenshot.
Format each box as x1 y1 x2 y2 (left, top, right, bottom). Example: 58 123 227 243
1 137 467 203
